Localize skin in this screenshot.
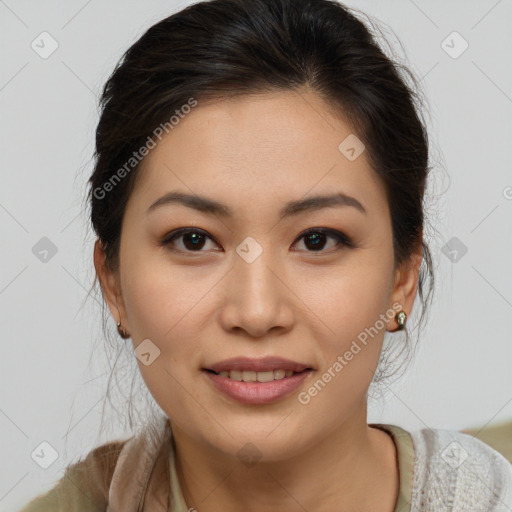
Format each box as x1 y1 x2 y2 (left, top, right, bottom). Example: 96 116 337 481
95 87 422 511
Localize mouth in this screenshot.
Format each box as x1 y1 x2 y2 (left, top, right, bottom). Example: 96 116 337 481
201 357 314 404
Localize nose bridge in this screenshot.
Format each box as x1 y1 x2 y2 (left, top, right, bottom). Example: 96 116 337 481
220 237 293 336
234 239 279 307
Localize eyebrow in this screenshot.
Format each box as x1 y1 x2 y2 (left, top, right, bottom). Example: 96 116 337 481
146 190 367 219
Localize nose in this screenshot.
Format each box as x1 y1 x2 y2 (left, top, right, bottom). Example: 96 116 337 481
218 247 295 339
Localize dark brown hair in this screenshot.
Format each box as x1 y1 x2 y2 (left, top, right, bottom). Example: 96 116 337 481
86 0 435 426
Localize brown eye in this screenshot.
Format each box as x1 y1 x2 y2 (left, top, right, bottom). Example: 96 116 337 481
161 228 219 252
293 228 354 252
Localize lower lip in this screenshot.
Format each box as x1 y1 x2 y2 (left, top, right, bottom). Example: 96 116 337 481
203 370 312 405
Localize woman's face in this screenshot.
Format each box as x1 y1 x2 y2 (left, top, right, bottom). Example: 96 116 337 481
96 88 420 460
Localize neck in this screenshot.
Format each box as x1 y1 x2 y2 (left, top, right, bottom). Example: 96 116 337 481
170 404 399 512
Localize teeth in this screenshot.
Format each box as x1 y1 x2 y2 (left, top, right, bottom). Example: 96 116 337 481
216 369 298 382
255 371 273 383
274 369 286 379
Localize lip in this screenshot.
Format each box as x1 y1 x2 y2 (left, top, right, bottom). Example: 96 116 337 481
203 368 313 405
204 356 313 373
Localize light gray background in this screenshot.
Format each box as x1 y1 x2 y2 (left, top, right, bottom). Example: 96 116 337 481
1 0 511 509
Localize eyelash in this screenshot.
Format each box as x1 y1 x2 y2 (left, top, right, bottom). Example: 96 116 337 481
160 227 355 254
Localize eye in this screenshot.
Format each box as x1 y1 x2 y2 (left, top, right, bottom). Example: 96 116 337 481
160 228 220 253
292 228 354 253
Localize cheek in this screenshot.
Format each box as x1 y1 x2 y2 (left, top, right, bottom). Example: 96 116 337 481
121 246 213 340
120 260 209 426
119 255 205 383
296 265 393 420
301 251 394 345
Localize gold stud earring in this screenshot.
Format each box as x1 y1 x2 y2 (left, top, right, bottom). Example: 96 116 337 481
117 320 130 339
395 310 407 331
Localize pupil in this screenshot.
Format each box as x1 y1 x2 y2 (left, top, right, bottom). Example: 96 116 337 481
306 233 325 251
184 233 204 250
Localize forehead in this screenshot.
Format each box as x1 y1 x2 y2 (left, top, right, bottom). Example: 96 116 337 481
130 89 386 216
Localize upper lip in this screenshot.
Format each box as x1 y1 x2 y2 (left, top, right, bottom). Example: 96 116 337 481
204 356 313 373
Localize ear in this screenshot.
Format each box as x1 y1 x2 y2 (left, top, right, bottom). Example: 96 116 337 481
387 241 423 332
93 239 129 333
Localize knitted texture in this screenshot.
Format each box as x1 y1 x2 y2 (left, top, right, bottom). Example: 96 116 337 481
409 427 512 511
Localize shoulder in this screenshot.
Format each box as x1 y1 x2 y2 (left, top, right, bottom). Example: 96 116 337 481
108 417 172 510
19 438 129 512
408 426 512 511
462 420 512 463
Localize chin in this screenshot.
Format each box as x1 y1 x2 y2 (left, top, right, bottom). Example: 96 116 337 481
192 416 315 462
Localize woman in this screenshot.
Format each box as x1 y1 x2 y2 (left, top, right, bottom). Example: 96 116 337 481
20 0 512 510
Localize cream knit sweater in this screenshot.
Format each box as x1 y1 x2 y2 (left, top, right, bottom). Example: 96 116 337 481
408 427 512 510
